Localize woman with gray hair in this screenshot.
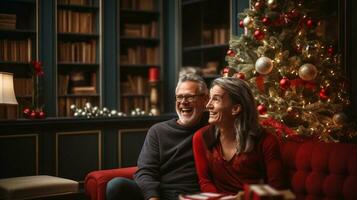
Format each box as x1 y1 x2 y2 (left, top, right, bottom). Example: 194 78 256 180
192 77 286 194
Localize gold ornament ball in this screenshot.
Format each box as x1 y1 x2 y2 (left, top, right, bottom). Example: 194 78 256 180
267 0 278 9
332 112 348 126
299 63 317 81
287 106 294 114
255 56 273 75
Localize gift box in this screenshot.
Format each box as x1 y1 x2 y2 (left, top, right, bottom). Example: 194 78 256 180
244 184 283 200
179 192 237 200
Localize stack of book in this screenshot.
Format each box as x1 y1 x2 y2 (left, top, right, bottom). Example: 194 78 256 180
0 13 16 29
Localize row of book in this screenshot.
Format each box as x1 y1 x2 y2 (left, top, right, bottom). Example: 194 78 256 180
120 47 158 64
57 10 95 33
58 72 97 95
58 0 94 6
58 40 97 63
120 96 150 114
202 28 229 45
58 96 98 117
0 39 32 62
122 22 157 38
121 0 155 11
0 13 16 30
121 75 148 95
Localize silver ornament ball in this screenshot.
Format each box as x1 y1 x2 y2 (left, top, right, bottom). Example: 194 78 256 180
70 104 77 110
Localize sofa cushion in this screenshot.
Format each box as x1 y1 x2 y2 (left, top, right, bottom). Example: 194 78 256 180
282 141 357 200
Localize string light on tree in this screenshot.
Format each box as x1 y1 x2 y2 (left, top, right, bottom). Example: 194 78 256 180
225 0 355 142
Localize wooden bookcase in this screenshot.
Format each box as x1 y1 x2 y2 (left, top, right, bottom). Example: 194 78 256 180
0 0 37 117
181 0 230 81
118 0 162 114
56 0 101 117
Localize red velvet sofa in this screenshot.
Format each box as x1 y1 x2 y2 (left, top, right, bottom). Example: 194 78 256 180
84 140 357 200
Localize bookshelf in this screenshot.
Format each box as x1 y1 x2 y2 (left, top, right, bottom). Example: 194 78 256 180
118 0 162 114
181 0 230 81
56 0 101 117
0 0 37 117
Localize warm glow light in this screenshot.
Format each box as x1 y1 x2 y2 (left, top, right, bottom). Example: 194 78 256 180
0 72 18 105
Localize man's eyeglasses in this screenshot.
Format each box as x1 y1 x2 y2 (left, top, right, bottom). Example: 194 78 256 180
175 94 204 102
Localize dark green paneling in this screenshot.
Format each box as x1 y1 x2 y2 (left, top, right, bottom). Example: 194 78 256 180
103 129 118 169
0 135 38 178
119 129 147 167
57 131 100 181
102 0 118 109
163 1 178 113
39 0 56 117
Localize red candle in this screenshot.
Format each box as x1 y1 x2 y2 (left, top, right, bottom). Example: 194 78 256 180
148 67 159 82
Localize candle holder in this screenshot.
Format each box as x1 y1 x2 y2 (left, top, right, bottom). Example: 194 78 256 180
148 67 160 115
149 81 160 116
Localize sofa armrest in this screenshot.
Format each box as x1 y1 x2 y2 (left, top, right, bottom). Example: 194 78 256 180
84 166 138 200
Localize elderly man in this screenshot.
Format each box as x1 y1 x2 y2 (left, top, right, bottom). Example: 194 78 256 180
106 74 208 200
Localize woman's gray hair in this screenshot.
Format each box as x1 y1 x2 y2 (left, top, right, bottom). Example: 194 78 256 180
211 77 261 153
176 73 208 95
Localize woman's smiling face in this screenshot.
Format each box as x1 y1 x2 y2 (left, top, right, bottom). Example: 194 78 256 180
206 85 239 127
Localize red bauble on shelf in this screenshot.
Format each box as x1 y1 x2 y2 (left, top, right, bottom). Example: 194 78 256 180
37 111 46 119
23 108 31 118
29 111 37 119
23 108 46 119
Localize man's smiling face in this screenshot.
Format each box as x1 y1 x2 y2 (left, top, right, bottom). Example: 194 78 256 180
175 81 207 127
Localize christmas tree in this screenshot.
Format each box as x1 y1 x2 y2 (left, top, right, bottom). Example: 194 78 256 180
225 0 356 142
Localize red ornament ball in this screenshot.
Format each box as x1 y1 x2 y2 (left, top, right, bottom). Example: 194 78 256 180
319 88 329 100
37 111 46 119
254 1 263 10
227 49 236 57
30 111 37 119
306 19 314 28
236 72 245 80
279 77 291 90
262 17 270 26
239 20 244 28
327 46 335 56
254 30 265 40
257 104 267 115
23 108 31 118
287 9 300 20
